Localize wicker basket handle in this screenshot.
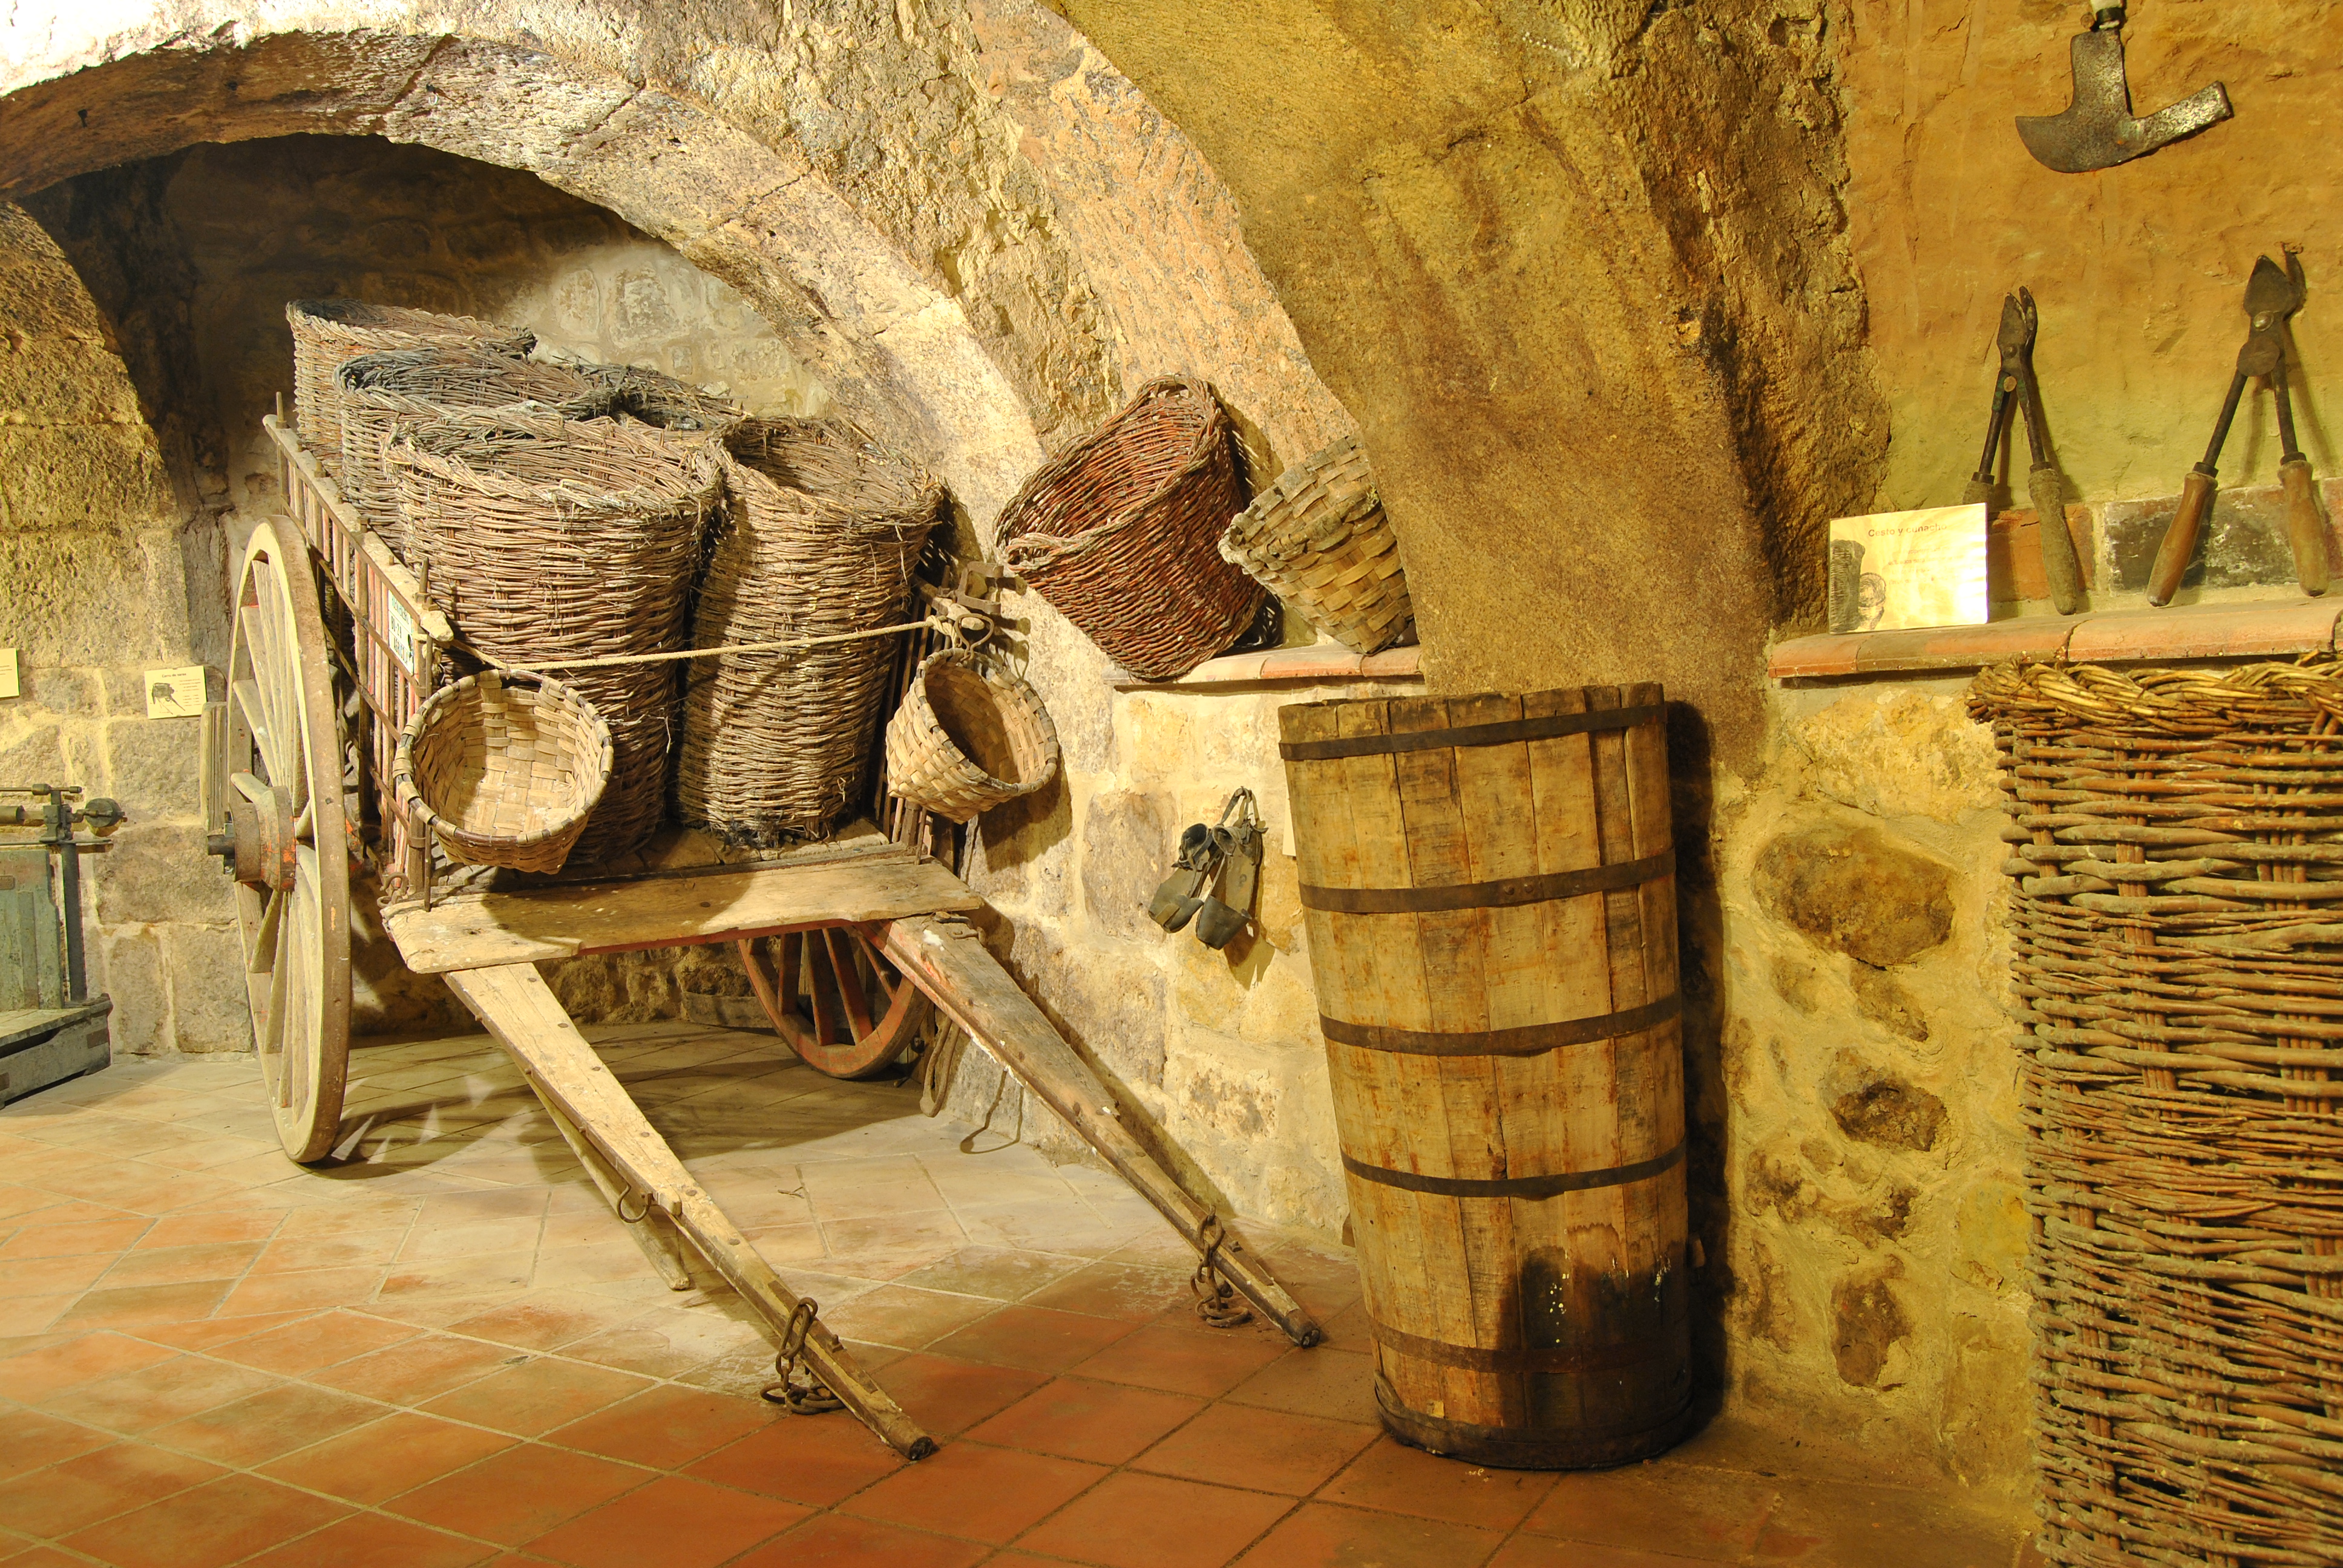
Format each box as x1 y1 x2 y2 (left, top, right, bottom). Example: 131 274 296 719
999 509 1147 573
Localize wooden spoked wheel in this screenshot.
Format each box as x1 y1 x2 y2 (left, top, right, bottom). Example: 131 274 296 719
216 515 353 1162
738 927 928 1079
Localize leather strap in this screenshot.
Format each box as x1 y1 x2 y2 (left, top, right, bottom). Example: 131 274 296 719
1341 1140 1685 1200
1300 848 1672 915
1319 993 1680 1058
1278 702 1663 762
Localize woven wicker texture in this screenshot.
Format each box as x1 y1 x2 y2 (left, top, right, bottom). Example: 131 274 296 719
1219 433 1414 655
394 670 612 874
389 414 722 864
995 376 1260 681
335 348 612 557
672 419 943 844
883 649 1060 824
1968 659 2343 1567
286 299 533 474
580 361 747 438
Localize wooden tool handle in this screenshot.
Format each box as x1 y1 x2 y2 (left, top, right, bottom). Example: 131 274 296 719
2149 470 2217 606
1961 475 1992 508
2028 466 2082 615
2281 457 2330 598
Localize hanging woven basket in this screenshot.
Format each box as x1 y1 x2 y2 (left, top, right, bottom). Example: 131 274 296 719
883 649 1060 824
1219 434 1414 655
286 299 533 472
995 376 1261 681
393 670 612 874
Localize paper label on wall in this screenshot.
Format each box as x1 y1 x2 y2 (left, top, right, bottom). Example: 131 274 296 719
145 665 208 719
1826 504 1989 633
385 597 417 675
0 650 16 700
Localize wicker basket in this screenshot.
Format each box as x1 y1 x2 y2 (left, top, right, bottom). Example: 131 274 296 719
1967 658 2343 1567
393 670 612 874
286 300 533 474
335 348 613 557
388 414 723 864
672 419 942 844
582 361 747 439
1219 434 1414 654
996 376 1260 681
883 650 1060 823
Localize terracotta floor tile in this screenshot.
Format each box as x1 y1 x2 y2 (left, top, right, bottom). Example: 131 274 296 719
277 1199 423 1239
387 1442 650 1545
1323 1437 1559 1531
132 1212 283 1250
1230 1501 1503 1568
93 1243 261 1291
419 1190 551 1227
419 1355 653 1436
1134 1402 1377 1495
1309 1300 1372 1354
873 1353 1050 1437
1024 1263 1196 1322
546 1384 779 1468
399 1217 545 1264
1752 1478 2025 1567
1519 1465 1775 1561
967 1377 1205 1466
447 1296 623 1353
0 1220 148 1260
0 1295 70 1336
525 1474 809 1568
823 1285 1003 1351
843 1441 1106 1544
309 1331 523 1404
210 1308 418 1374
0 1254 111 1299
247 1227 408 1274
0 1332 176 1399
50 1280 232 1332
1069 1325 1286 1399
378 1249 538 1301
259 1410 517 1506
683 1407 909 1507
128 1310 312 1353
929 1304 1141 1375
730 1512 988 1568
896 1246 1091 1303
145 1378 384 1466
1018 1471 1294 1568
61 1472 349 1568
39 1354 280 1436
212 1266 382 1318
0 1442 225 1536
0 1408 114 1478
0 1546 95 1568
558 1307 768 1380
1487 1537 1717 1568
1221 1349 1377 1426
237 1512 497 1568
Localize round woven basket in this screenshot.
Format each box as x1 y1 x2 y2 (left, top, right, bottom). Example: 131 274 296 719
579 361 747 439
673 419 943 844
393 670 612 874
1219 434 1414 655
883 650 1060 824
286 300 533 472
995 376 1261 681
388 414 723 864
335 348 613 556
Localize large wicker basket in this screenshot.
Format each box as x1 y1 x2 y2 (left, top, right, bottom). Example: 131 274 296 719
996 376 1260 681
883 650 1060 823
672 419 943 844
287 300 533 474
1967 658 2343 1567
388 414 722 864
335 348 612 557
393 671 611 874
1219 434 1414 654
580 361 747 439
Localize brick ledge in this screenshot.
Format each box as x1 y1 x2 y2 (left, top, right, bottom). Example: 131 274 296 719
1770 600 2340 681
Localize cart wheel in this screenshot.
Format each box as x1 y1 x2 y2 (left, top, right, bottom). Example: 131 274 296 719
218 515 353 1163
738 928 929 1079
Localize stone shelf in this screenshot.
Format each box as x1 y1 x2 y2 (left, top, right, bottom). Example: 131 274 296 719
1110 643 1424 691
1769 599 2340 681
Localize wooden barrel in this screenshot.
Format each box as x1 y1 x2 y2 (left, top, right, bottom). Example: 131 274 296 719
1279 685 1690 1469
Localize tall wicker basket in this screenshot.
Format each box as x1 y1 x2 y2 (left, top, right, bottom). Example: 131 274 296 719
996 376 1260 681
1219 434 1414 655
389 414 723 865
335 348 613 557
286 300 533 474
1968 659 2343 1567
672 419 943 845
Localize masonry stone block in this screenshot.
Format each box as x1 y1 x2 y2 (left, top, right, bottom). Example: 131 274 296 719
87 822 234 926
103 715 203 818
160 922 254 1053
1078 788 1172 941
1751 822 1954 969
96 927 166 1054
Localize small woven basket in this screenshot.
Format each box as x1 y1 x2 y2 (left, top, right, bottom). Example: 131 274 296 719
1219 434 1414 654
995 376 1260 681
1967 658 2343 1566
335 348 613 556
389 414 723 864
393 670 612 874
673 419 943 844
287 300 533 472
883 649 1060 823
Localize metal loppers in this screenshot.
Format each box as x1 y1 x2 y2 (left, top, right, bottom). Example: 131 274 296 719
1967 289 2083 615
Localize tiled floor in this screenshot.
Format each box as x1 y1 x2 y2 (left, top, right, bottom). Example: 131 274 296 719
0 1022 2037 1567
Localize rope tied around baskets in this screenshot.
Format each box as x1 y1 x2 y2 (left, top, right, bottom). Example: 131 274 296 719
1967 655 2343 1567
286 299 534 474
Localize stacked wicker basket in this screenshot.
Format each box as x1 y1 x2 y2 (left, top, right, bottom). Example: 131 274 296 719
1968 659 2343 1567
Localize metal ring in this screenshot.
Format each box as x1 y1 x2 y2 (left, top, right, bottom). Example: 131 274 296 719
614 1188 651 1224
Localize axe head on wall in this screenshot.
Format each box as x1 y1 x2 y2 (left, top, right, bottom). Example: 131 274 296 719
2016 4 2232 173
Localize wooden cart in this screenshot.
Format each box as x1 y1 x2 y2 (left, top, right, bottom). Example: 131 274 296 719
199 414 1319 1459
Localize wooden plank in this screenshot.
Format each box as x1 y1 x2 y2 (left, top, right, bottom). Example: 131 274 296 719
874 914 1322 1348
444 963 933 1460
0 1001 109 1052
388 856 984 974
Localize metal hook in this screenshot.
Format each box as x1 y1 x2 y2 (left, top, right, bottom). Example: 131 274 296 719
615 1187 651 1224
